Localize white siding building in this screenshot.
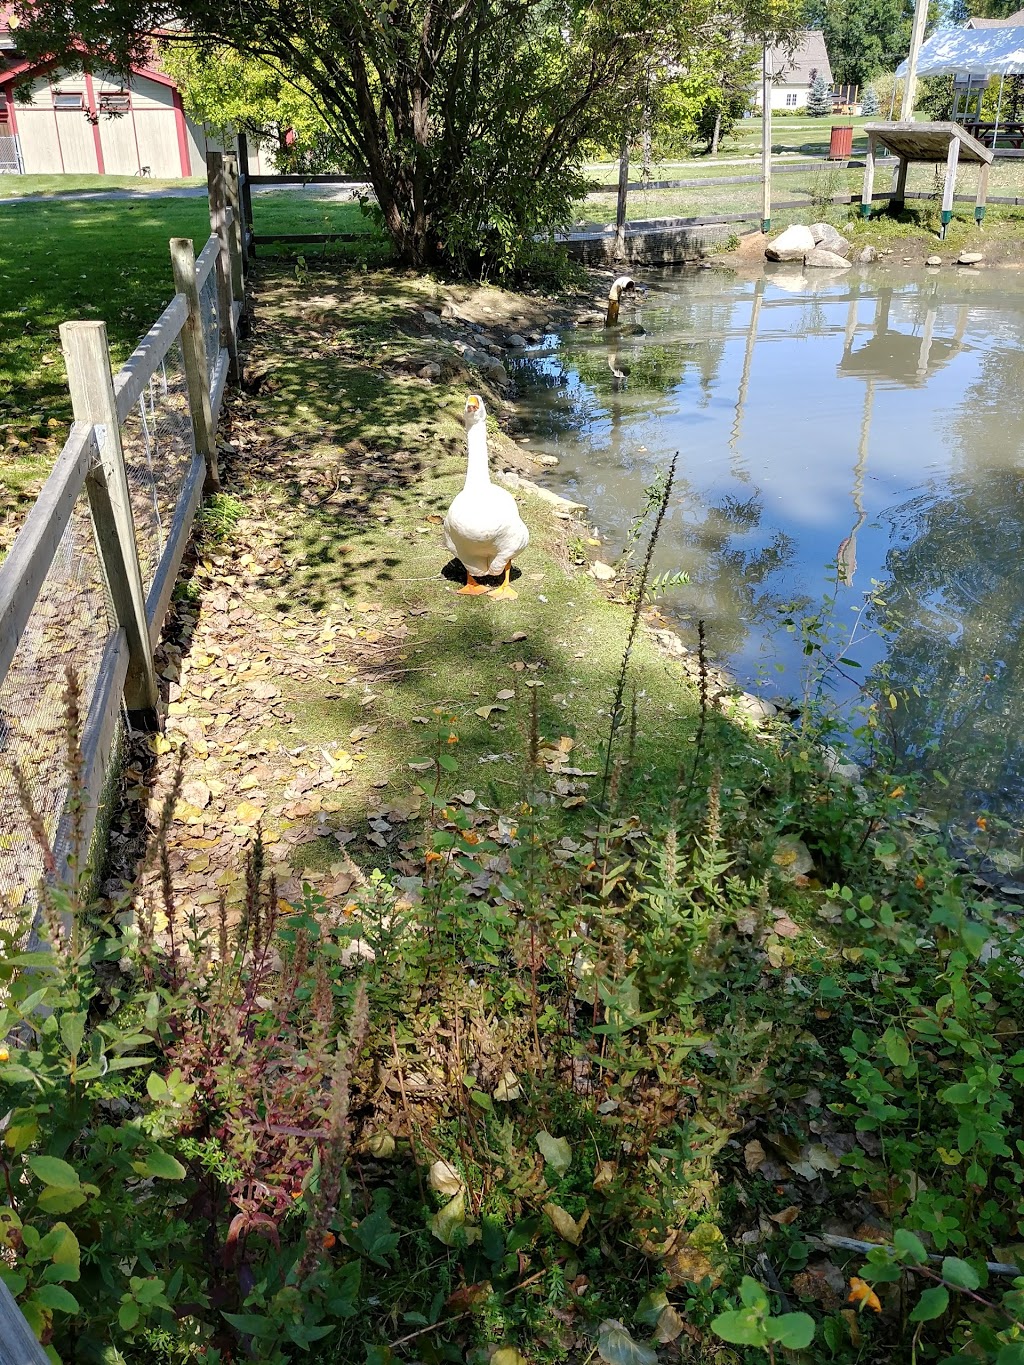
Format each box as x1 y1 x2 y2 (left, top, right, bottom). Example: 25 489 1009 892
752 31 835 111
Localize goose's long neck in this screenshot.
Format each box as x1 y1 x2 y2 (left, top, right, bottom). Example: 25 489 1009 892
464 422 491 490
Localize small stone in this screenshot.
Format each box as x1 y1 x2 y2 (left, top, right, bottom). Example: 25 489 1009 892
926 255 942 266
804 247 852 270
529 452 559 467
854 245 878 263
505 333 529 349
958 252 984 265
765 223 816 262
590 560 616 581
730 692 777 724
417 362 442 380
526 330 543 343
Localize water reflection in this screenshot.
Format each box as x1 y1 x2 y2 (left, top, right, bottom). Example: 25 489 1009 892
513 267 1024 822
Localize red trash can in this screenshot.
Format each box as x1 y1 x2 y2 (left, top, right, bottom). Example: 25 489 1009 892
829 125 854 160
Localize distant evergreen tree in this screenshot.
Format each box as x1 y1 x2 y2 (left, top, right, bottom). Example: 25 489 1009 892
950 0 970 23
807 72 833 115
861 85 881 115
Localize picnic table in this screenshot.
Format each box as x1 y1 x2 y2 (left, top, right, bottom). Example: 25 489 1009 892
962 120 1024 149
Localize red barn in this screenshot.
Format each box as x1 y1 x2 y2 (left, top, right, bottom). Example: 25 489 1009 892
0 9 267 177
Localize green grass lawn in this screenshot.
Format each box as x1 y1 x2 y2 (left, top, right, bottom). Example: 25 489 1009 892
0 194 388 541
0 172 206 197
579 155 1024 225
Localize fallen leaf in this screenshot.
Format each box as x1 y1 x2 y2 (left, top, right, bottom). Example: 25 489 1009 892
654 1304 685 1344
770 1206 801 1226
744 1139 766 1174
665 1245 717 1287
475 704 509 719
593 1159 617 1189
536 1130 572 1174
234 799 264 825
366 1131 396 1159
429 1160 463 1197
596 1318 658 1365
848 1277 882 1313
495 689 515 700
543 1202 587 1245
772 916 801 938
494 1070 522 1102
429 1191 466 1246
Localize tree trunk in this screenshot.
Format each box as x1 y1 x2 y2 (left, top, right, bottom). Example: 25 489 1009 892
710 108 722 157
641 100 652 183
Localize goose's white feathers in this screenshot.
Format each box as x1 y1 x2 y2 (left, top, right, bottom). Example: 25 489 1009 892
443 396 529 577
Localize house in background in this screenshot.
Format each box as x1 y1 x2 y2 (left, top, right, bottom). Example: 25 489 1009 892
965 7 1024 25
0 5 270 176
752 30 835 111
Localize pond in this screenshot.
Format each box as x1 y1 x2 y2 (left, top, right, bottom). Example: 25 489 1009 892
512 265 1024 833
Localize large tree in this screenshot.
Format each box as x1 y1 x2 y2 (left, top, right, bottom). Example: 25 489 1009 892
157 44 337 172
804 0 915 86
14 0 800 274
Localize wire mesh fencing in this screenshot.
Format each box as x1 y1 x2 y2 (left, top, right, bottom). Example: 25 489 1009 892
0 203 243 946
0 483 117 936
119 339 200 594
199 265 221 388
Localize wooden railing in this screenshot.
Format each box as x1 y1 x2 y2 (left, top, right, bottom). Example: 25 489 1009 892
0 156 245 930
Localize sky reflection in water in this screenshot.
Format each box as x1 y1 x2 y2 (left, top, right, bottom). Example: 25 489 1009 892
512 266 1024 824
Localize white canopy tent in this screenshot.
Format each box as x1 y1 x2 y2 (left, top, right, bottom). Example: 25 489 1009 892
895 26 1024 77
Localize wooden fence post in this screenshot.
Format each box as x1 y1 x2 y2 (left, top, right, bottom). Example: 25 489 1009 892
224 151 247 290
236 131 255 260
207 151 240 384
0 1275 51 1365
60 321 160 730
225 206 244 319
170 236 220 494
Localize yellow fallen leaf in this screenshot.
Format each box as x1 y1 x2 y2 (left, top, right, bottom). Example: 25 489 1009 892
234 800 264 825
543 1202 587 1245
848 1277 881 1313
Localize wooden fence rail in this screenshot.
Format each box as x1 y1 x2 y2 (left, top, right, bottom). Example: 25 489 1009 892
0 167 245 936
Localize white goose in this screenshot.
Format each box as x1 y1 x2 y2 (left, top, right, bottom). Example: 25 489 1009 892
443 395 529 600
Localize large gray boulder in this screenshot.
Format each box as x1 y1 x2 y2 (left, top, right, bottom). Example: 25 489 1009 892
810 222 852 256
765 224 816 262
805 247 852 270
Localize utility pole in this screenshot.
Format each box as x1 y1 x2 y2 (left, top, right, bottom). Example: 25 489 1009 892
901 0 930 120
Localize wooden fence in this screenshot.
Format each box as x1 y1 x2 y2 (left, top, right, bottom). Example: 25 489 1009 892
0 152 245 937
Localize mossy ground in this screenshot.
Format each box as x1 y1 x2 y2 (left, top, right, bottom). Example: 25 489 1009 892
129 259 778 918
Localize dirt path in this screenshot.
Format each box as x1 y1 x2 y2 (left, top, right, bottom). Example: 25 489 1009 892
106 264 703 925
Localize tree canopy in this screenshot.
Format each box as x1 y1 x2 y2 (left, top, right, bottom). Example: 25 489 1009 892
13 0 801 275
804 0 915 87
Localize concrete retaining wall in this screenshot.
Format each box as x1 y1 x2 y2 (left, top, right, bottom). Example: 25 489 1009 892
559 217 742 265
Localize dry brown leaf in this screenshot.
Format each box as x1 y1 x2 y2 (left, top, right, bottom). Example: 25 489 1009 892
744 1139 766 1174
592 1159 617 1189
769 1205 801 1225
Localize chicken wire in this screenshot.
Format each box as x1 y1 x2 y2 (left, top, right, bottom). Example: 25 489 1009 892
0 338 200 938
0 488 117 937
119 338 199 595
199 264 222 388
